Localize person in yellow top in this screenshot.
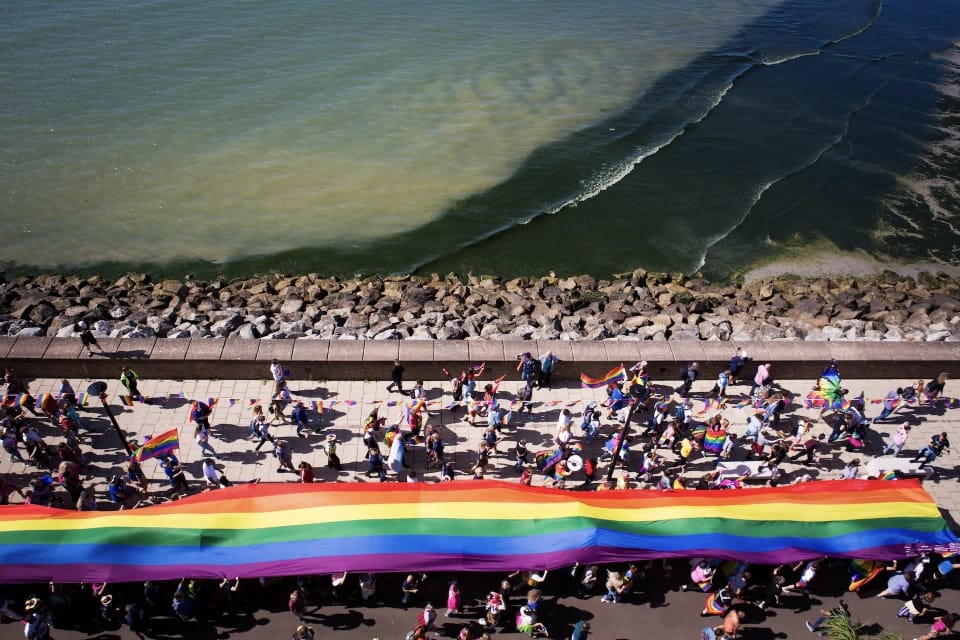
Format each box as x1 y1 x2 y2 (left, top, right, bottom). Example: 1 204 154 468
120 367 144 403
679 436 698 466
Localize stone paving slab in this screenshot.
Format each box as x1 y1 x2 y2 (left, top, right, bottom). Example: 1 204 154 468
2 370 958 528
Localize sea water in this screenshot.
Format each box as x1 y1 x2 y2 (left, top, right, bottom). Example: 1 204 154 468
1 0 958 279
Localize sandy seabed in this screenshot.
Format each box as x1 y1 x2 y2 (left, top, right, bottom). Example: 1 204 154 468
743 247 960 284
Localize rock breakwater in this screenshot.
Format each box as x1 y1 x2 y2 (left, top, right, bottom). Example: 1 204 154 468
1 270 959 342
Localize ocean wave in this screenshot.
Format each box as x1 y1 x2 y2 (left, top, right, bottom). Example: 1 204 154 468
542 82 738 215
829 0 883 45
691 35 960 273
544 131 683 215
689 179 776 274
754 50 822 66
885 61 960 241
746 0 884 69
547 75 743 217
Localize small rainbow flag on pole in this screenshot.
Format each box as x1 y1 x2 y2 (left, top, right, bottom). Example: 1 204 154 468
134 428 180 462
580 365 627 389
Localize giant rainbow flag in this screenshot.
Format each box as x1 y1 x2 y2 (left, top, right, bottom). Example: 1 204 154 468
0 480 955 583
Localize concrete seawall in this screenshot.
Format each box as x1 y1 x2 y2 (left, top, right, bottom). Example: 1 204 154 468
1 337 958 382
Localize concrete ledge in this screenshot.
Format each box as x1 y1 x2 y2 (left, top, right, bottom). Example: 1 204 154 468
1 338 957 383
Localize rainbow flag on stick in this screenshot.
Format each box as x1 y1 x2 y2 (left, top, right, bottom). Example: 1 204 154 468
580 365 627 389
133 428 180 462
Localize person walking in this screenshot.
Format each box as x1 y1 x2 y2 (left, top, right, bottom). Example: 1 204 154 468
806 601 850 633
401 573 426 610
911 432 950 466
78 321 106 358
254 419 276 452
202 458 220 488
274 440 295 473
876 388 904 422
190 400 212 430
323 434 342 471
538 351 558 388
881 422 912 457
387 359 405 394
120 367 144 403
789 434 825 465
676 362 700 398
194 424 219 459
291 401 311 438
517 352 537 384
270 359 287 396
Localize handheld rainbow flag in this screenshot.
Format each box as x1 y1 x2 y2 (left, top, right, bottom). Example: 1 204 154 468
848 559 885 591
133 428 180 462
703 428 727 455
580 365 627 389
0 480 954 584
501 410 512 426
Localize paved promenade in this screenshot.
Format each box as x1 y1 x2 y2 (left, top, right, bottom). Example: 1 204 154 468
3 369 958 518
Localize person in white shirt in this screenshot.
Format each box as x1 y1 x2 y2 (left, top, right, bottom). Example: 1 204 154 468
270 359 285 395
202 458 219 488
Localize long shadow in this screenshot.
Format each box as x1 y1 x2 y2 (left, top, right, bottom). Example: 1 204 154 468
293 386 336 402
307 608 374 631
102 349 151 360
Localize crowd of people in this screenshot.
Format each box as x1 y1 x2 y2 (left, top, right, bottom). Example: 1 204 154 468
0 349 957 640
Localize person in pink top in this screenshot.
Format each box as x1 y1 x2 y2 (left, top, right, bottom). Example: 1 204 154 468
750 363 772 395
881 422 911 456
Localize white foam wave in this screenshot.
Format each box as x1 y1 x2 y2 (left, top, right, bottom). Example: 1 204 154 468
689 179 776 273
694 121 855 273
757 50 821 66
882 41 960 244
829 0 883 45
692 81 734 123
545 132 681 215
548 78 739 216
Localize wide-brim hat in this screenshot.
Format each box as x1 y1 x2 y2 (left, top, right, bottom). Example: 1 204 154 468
101 594 113 605
326 434 337 441
24 597 40 610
